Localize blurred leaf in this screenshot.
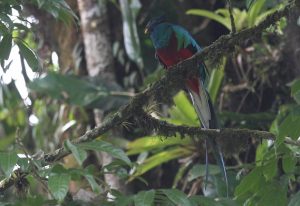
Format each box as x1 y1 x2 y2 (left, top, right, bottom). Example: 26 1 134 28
186 9 231 30
0 151 18 177
207 57 226 103
160 189 192 206
282 154 296 174
248 0 267 26
255 140 268 166
78 140 131 165
29 72 128 109
131 148 191 179
48 174 70 201
16 40 39 71
278 114 300 140
169 91 198 126
127 135 190 155
187 164 220 182
119 0 143 69
64 139 87 166
0 33 12 60
289 191 300 206
246 0 257 9
256 180 287 206
84 174 101 193
290 79 300 104
235 167 264 198
134 190 155 206
262 157 277 181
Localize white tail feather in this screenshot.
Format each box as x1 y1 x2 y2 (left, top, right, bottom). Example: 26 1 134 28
188 80 211 129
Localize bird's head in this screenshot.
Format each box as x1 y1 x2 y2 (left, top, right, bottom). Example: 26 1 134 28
144 15 166 34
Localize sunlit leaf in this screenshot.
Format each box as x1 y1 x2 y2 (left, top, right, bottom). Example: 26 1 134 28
186 9 231 30
169 91 198 126
127 135 190 155
131 148 191 179
246 0 257 9
207 57 226 103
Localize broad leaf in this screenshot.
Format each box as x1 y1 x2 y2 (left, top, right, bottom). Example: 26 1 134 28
16 40 39 71
0 34 12 60
48 173 70 201
289 191 300 206
160 189 192 206
65 140 87 166
186 9 231 30
0 151 18 177
78 140 131 165
134 190 155 206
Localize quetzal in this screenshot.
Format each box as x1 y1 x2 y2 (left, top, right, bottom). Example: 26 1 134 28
145 16 228 192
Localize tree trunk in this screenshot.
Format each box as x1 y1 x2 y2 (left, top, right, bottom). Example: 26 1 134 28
77 0 124 193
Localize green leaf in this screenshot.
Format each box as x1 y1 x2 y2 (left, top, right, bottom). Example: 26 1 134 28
257 180 287 206
207 57 226 103
246 0 257 9
119 0 143 70
134 190 155 206
48 174 70 201
235 167 264 198
131 148 191 180
187 164 220 182
169 91 198 126
16 40 39 71
84 174 101 193
160 189 192 206
262 157 277 181
29 72 127 109
282 154 296 174
0 34 12 60
255 140 268 166
64 139 87 166
0 151 18 177
78 140 131 165
248 0 267 27
288 191 300 206
186 9 231 30
291 79 300 104
127 135 190 155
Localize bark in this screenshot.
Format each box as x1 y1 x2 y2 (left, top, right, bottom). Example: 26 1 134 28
77 0 115 80
77 0 124 193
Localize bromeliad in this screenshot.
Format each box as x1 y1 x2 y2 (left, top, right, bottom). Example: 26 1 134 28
145 16 228 194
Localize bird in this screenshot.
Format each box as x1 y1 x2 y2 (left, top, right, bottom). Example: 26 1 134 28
145 16 228 194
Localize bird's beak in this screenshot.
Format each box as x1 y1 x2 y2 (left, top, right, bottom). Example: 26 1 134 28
144 27 149 34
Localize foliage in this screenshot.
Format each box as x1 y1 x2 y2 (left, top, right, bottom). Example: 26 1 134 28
0 0 300 205
187 0 285 31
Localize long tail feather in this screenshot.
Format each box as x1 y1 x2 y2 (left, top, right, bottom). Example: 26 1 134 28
188 80 228 196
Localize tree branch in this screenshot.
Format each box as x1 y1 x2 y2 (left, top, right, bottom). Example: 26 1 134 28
0 1 296 192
